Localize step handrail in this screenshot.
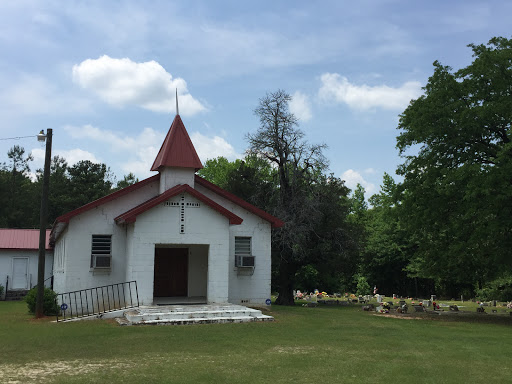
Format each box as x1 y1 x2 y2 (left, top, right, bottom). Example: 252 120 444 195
56 281 139 322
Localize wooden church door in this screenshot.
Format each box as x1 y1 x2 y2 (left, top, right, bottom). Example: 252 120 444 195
154 248 188 297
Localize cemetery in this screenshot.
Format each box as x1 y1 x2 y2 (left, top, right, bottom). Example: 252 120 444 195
292 290 512 318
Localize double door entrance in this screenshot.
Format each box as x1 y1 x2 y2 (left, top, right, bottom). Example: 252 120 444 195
153 248 188 297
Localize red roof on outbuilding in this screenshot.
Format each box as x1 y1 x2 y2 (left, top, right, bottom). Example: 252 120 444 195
115 184 243 225
0 229 52 250
151 115 203 171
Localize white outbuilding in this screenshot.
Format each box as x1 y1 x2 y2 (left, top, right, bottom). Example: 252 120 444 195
0 229 53 300
50 114 283 307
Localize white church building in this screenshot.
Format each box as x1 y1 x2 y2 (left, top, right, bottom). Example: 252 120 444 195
49 114 283 307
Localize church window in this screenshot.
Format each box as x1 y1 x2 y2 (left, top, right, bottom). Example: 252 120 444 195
235 237 255 267
91 235 112 269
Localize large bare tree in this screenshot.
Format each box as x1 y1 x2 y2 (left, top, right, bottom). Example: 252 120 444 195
247 90 328 305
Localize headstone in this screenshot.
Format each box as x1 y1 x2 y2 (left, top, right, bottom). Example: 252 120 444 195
414 305 425 312
399 300 406 307
422 300 431 307
376 294 383 303
430 295 436 301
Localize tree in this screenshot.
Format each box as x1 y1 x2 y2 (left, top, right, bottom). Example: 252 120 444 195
247 90 331 305
396 37 512 296
361 173 425 296
0 146 38 227
198 157 240 190
67 160 114 209
115 172 139 190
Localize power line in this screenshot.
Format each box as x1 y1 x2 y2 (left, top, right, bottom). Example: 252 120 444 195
0 135 38 141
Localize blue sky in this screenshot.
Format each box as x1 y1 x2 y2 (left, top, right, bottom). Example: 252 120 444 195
1 0 510 196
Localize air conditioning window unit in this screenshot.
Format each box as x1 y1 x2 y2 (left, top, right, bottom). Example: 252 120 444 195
92 254 112 268
235 255 255 268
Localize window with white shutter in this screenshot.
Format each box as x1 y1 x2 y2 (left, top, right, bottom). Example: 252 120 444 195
91 235 112 269
235 237 255 267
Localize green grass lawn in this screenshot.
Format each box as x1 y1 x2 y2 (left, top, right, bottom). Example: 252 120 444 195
1 300 511 383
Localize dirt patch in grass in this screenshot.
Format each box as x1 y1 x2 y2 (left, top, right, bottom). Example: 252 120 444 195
270 345 317 354
373 311 512 325
0 359 132 383
373 314 421 320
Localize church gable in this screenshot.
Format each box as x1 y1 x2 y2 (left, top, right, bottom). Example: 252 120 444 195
114 184 243 225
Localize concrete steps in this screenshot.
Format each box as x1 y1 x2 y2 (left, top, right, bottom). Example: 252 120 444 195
5 290 29 301
116 304 274 326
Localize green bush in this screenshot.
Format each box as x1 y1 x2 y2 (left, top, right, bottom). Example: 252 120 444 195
475 275 512 302
0 284 4 298
294 264 320 293
355 274 371 296
25 287 60 316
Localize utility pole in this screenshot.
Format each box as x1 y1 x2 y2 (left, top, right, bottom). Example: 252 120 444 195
36 129 52 318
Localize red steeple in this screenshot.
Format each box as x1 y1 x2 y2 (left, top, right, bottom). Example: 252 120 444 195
151 115 203 171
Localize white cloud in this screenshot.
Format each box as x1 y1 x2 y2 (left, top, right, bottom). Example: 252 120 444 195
341 169 376 196
0 73 91 117
190 132 242 162
31 147 100 169
318 73 422 111
72 55 206 116
288 91 312 122
64 124 164 176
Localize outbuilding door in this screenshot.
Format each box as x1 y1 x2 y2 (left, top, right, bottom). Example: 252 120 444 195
12 257 29 289
154 248 188 297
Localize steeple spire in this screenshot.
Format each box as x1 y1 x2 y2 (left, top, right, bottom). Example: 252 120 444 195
176 89 179 116
150 115 203 172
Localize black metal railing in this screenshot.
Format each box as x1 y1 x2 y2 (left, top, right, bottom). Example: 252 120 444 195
56 281 139 322
3 276 9 300
44 275 54 290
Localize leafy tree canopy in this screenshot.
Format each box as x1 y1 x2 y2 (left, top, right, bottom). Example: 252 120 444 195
396 37 512 285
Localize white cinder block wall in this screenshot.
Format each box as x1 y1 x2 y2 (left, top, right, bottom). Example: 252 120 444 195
195 184 272 306
127 193 230 305
52 176 273 308
53 179 160 295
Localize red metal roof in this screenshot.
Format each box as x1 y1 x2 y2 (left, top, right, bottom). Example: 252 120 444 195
50 174 160 245
0 229 52 250
151 115 203 171
54 174 160 224
195 175 284 228
115 184 243 225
